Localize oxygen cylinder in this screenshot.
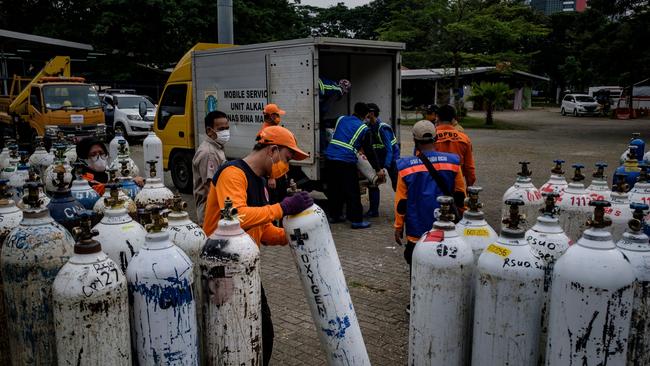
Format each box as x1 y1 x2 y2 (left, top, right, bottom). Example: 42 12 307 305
615 145 641 189
456 186 498 262
47 165 86 232
629 163 650 205
621 132 645 164
540 159 569 195
1 182 74 366
63 142 77 164
44 144 73 194
127 205 198 365
109 139 139 177
615 203 650 366
93 168 138 219
52 212 131 366
586 162 612 202
608 174 634 240
93 183 146 274
167 195 206 357
557 164 592 241
116 159 140 199
546 200 635 365
356 152 381 186
0 179 22 366
525 192 571 366
200 198 262 365
134 160 174 212
28 136 54 175
16 169 50 209
8 152 30 202
409 196 474 366
108 128 128 164
143 130 164 185
70 162 101 210
284 202 371 365
472 199 545 366
501 161 543 226
0 139 15 170
0 146 19 181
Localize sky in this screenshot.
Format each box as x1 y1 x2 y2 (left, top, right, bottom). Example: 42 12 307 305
300 0 372 8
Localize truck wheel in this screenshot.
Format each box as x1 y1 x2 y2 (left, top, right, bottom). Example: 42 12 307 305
170 150 194 194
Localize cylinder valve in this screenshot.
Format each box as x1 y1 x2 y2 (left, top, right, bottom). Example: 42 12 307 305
586 200 612 228
551 159 565 175
503 198 525 229
465 186 483 212
571 164 585 182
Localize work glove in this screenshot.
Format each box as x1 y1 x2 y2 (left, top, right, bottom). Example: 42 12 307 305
280 191 314 216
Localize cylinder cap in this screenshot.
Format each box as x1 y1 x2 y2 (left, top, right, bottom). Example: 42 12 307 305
586 200 612 229
551 159 565 175
571 164 585 182
517 162 532 178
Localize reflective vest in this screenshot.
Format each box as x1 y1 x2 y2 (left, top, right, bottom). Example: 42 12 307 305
324 115 369 163
371 122 400 164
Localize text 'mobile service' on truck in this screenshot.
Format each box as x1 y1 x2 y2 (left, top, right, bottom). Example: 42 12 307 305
154 37 405 193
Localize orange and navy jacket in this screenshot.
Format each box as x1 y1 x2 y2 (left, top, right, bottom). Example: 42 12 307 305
203 159 287 246
435 124 476 187
394 151 466 242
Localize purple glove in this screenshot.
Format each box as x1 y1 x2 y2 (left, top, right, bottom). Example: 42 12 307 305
280 191 314 216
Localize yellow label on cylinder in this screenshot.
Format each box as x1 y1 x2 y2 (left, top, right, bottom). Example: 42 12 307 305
288 209 314 219
486 243 511 257
122 224 134 231
464 228 489 237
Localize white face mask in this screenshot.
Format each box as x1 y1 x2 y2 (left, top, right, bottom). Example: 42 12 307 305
215 130 230 145
85 156 107 172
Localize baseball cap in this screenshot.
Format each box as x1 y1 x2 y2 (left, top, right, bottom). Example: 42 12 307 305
412 120 437 141
425 104 439 114
263 103 286 115
256 126 309 161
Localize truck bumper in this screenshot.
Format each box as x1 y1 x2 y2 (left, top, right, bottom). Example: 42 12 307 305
45 124 108 142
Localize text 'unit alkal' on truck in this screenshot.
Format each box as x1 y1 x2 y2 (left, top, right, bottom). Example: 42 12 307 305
154 37 405 193
0 56 106 149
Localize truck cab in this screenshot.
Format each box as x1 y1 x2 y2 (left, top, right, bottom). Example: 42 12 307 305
155 38 404 193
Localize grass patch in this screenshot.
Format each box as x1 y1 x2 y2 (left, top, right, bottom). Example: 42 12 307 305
401 115 529 130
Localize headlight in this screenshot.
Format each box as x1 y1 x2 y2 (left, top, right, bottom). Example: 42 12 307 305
96 124 107 135
127 114 142 121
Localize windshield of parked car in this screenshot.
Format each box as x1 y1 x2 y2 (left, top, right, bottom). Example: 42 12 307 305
43 85 101 110
115 96 155 110
575 96 596 103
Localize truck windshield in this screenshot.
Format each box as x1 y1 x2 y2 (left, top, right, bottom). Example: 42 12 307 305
575 96 596 103
43 85 102 110
115 96 155 109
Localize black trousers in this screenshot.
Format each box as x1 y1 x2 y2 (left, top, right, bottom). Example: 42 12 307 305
326 159 363 223
387 161 398 192
404 241 417 280
261 286 274 366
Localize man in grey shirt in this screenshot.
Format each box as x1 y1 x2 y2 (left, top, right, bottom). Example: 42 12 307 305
192 110 229 224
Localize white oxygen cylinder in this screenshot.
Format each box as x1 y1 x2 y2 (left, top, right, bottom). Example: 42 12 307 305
44 145 73 194
540 159 569 195
200 198 262 365
586 162 612 202
501 161 543 227
546 200 635 365
409 196 474 366
109 139 139 177
456 186 498 262
52 212 131 366
615 203 650 366
356 152 381 186
1 182 74 366
127 205 198 365
143 130 164 185
609 174 634 241
284 203 371 365
109 129 128 164
134 160 174 210
524 191 571 366
92 183 146 274
557 164 592 241
472 199 545 366
28 137 54 175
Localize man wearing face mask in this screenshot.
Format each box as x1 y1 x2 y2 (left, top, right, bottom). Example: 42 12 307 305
192 110 229 225
261 103 285 130
76 137 144 195
260 103 290 202
203 125 313 366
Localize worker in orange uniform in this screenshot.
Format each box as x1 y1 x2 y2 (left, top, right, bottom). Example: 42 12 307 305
260 103 285 130
434 105 475 186
393 120 466 313
203 125 313 366
259 103 289 202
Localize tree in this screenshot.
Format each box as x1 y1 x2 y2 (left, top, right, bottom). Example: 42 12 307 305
468 82 512 125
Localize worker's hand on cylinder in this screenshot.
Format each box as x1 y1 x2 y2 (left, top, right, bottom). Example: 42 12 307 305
376 169 387 184
280 191 314 216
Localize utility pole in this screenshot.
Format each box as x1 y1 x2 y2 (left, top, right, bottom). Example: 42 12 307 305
217 0 234 44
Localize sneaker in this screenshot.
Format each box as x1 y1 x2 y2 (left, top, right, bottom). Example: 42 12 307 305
350 221 371 229
364 210 379 218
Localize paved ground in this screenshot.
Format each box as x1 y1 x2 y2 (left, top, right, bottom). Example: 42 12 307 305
130 108 650 365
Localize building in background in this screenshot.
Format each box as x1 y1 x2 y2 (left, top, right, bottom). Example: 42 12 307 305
531 0 588 14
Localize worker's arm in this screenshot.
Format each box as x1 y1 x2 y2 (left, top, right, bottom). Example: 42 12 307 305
361 130 382 171
260 224 288 246
379 125 395 168
453 169 467 210
394 175 408 234
203 166 283 235
463 141 476 187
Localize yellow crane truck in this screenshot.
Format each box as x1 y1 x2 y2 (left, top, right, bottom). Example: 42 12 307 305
0 56 106 149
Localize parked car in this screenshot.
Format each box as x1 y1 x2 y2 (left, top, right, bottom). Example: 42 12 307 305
561 94 600 117
100 93 156 139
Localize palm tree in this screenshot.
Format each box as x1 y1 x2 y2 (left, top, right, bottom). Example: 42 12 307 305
468 82 512 125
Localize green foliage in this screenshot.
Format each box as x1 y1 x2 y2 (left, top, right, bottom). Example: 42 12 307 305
468 82 512 125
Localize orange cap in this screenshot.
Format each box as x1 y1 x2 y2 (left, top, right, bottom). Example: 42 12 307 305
256 126 309 161
263 103 286 115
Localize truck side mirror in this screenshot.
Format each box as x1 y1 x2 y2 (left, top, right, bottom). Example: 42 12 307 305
138 101 147 118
